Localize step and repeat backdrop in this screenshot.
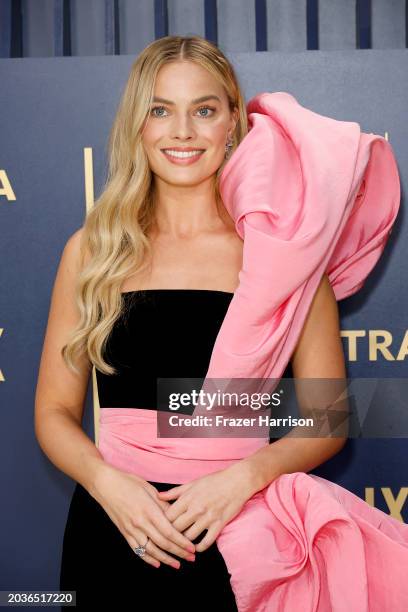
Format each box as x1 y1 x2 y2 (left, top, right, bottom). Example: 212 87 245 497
0 49 407 592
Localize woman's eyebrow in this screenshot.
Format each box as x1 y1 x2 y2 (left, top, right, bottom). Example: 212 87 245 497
152 95 221 105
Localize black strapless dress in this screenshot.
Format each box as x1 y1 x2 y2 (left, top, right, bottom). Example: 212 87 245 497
59 289 242 610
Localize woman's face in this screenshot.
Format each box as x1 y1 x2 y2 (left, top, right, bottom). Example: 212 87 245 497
141 60 238 187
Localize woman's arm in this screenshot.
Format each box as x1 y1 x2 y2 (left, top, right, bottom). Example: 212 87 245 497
236 272 349 496
34 228 108 496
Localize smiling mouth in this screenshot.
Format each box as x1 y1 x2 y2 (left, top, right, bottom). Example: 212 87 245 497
160 149 206 164
161 149 206 158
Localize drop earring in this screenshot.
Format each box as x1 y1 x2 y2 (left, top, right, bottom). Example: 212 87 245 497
225 132 234 160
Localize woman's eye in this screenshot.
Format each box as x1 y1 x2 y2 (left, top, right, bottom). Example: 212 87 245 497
196 106 215 117
150 105 215 118
150 106 167 117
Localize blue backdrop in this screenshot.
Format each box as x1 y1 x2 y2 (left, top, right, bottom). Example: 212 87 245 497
0 49 407 598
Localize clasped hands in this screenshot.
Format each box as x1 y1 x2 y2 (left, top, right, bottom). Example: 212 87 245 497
155 462 257 553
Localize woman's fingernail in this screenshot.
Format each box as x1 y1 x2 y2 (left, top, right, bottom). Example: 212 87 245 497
186 544 195 553
186 554 195 562
171 561 180 569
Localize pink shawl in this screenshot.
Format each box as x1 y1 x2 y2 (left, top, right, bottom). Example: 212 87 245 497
98 92 408 611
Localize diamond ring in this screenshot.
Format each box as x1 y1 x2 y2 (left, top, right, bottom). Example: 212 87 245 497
134 536 149 557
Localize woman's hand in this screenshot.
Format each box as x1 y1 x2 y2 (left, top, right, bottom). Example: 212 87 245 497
156 462 257 552
90 464 196 569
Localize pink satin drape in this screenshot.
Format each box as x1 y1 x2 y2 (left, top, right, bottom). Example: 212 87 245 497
205 91 400 381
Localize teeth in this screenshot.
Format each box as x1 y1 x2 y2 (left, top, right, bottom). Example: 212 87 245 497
163 149 204 159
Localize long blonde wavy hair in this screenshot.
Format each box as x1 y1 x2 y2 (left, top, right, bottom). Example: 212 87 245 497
62 35 249 376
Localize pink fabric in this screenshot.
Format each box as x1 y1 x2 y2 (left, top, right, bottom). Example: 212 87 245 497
217 472 408 611
98 407 268 484
205 91 400 380
97 92 407 610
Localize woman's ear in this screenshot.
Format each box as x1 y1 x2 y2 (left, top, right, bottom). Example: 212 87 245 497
230 107 239 133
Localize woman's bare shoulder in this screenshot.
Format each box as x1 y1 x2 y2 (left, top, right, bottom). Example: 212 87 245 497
63 226 91 272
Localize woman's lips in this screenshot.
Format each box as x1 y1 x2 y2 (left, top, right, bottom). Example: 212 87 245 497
161 150 205 166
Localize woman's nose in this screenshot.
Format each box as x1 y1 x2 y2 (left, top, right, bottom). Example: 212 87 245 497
171 114 195 139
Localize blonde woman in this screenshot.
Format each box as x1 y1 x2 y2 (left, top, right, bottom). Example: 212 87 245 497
35 35 407 611
35 35 248 610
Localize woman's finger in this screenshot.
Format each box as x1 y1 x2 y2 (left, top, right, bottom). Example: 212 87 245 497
141 517 196 561
193 524 220 553
156 485 185 500
182 518 210 542
162 496 191 522
127 524 194 568
139 537 184 569
125 531 160 569
142 524 195 559
148 506 196 553
171 510 198 534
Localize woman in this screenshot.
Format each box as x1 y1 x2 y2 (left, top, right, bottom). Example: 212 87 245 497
34 35 407 611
